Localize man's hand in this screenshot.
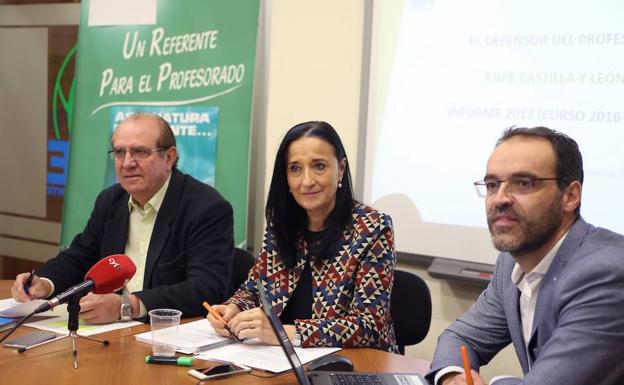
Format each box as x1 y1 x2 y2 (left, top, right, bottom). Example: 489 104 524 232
441 370 486 385
79 293 123 324
11 273 51 301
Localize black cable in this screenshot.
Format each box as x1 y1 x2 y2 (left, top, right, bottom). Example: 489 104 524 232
0 310 37 343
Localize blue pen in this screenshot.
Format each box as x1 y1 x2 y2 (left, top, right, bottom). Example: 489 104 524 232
23 269 35 294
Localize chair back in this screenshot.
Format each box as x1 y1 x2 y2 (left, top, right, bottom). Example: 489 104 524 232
391 269 432 354
231 247 255 295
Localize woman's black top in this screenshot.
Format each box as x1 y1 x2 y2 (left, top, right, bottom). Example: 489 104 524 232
278 229 325 324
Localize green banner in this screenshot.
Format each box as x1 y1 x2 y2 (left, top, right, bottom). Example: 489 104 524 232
62 0 259 247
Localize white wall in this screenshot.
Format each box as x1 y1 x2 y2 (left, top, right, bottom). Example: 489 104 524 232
251 0 367 252
258 0 523 380
0 4 79 268
263 0 364 192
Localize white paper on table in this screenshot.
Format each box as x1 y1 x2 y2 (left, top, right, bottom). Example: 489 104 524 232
24 303 142 336
196 339 341 373
134 319 235 354
0 298 47 318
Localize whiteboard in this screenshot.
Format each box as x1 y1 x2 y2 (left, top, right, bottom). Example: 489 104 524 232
363 0 624 265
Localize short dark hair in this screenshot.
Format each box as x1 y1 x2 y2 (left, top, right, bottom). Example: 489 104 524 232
113 112 178 167
265 121 355 268
497 126 583 214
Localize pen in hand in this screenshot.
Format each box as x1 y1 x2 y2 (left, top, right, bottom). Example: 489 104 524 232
23 269 35 295
460 345 474 385
203 301 243 342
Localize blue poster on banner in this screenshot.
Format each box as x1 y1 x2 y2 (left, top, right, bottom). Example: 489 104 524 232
108 106 218 186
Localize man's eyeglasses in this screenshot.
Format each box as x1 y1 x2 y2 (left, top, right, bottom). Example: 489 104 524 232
474 176 559 197
108 147 167 161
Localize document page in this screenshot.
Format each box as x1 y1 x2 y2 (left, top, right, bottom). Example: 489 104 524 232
0 298 47 318
24 303 142 336
0 297 142 336
196 339 341 373
135 319 233 353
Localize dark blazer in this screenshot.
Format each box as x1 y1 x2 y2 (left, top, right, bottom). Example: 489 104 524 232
427 218 624 385
38 169 234 317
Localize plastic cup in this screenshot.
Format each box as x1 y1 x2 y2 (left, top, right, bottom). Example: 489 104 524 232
148 309 182 357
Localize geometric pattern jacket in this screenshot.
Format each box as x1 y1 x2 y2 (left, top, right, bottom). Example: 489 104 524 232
228 203 398 353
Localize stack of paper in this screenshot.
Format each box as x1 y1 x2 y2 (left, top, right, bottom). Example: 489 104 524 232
0 298 47 318
134 319 235 354
0 317 17 332
196 341 341 373
0 298 142 336
134 319 341 372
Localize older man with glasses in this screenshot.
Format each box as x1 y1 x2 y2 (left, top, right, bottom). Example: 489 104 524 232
427 127 624 385
11 113 234 323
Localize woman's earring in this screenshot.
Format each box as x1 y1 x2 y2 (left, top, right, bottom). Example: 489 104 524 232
338 182 343 189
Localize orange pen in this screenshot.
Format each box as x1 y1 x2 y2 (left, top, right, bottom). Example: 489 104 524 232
460 345 474 385
202 301 242 342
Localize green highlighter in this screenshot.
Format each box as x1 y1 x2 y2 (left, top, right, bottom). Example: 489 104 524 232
145 355 194 366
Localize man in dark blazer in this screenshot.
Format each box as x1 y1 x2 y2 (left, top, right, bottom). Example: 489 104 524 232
428 127 624 385
11 113 234 323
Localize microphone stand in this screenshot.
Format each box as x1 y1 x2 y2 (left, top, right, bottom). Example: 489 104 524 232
66 293 110 369
0 294 111 369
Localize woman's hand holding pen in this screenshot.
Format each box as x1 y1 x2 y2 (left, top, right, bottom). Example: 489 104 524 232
206 303 242 338
229 307 296 346
206 303 297 345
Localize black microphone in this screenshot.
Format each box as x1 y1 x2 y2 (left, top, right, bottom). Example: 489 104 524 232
34 254 136 314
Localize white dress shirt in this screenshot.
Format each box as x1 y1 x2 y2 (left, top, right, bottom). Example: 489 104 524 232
511 234 564 351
